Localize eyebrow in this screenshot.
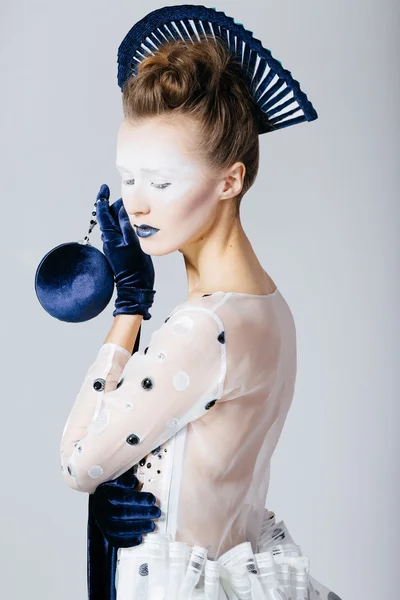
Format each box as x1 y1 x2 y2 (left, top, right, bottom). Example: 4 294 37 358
116 165 177 174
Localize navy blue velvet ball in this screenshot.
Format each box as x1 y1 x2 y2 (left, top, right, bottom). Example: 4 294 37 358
35 242 115 323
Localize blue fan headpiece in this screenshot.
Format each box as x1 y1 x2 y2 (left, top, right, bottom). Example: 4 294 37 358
117 4 318 133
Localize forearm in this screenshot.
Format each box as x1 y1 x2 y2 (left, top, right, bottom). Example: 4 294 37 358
103 313 143 354
61 304 224 493
61 316 143 487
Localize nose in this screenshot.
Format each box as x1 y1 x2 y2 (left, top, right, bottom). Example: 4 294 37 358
122 191 151 219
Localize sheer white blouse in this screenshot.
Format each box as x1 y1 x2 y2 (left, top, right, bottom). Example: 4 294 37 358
60 288 297 560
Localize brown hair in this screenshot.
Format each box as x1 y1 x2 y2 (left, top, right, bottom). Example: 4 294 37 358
121 35 275 215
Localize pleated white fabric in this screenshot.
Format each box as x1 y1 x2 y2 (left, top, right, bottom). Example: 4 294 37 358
115 508 342 600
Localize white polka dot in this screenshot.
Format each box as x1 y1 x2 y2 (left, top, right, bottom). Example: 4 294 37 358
171 314 194 335
88 409 110 434
173 371 190 390
88 465 104 479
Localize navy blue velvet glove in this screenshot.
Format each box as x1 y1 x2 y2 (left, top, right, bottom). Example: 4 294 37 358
95 184 156 319
91 467 162 548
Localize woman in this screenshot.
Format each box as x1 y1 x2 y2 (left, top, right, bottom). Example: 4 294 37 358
60 9 341 600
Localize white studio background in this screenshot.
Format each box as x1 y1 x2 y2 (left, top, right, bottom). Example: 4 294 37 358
1 1 398 599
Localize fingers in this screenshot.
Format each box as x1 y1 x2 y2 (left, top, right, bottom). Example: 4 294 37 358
96 483 159 509
108 519 156 536
118 201 139 246
95 467 159 507
95 185 120 237
111 466 138 489
109 198 123 225
98 499 161 521
95 186 137 249
96 183 110 203
107 498 161 520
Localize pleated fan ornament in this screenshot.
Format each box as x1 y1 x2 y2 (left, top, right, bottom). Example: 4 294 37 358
34 3 318 324
117 4 318 131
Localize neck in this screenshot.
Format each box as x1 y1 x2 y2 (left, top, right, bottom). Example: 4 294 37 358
179 202 262 297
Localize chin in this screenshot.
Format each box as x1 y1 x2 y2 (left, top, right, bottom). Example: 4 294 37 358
139 240 179 257
138 232 194 256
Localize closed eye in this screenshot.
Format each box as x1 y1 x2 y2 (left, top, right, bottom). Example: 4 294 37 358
152 182 171 190
122 178 171 190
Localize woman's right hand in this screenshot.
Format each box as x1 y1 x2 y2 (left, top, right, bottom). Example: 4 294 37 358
91 467 162 548
95 184 156 319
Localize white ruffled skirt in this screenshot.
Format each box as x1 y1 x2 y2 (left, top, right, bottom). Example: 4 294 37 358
115 509 342 600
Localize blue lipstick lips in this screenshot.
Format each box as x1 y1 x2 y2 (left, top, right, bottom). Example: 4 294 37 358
134 224 159 238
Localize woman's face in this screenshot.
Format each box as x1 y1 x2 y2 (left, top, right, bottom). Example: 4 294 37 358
116 115 227 256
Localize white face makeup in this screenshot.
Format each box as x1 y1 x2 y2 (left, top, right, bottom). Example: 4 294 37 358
115 115 226 256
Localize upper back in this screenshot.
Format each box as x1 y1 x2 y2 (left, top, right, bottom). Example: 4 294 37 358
138 289 298 558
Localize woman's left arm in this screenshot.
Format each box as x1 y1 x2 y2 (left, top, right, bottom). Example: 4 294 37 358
60 305 227 494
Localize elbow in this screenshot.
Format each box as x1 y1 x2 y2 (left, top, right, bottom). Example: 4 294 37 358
61 461 99 494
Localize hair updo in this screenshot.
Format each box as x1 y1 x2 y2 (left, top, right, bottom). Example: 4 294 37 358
121 34 275 215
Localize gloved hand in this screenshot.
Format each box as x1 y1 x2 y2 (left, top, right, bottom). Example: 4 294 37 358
95 183 156 319
91 466 162 548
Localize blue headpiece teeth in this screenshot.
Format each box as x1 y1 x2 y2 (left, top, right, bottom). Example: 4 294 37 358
117 4 318 134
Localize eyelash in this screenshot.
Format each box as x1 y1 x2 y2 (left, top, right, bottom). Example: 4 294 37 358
123 179 170 190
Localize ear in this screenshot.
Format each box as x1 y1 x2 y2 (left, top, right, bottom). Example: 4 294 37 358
219 162 246 200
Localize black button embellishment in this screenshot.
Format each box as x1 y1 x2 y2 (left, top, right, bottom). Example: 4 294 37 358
147 463 151 468
157 470 161 474
152 446 161 455
205 399 217 410
144 346 149 354
141 377 153 390
93 378 105 391
139 458 146 466
138 563 149 577
116 378 124 389
217 331 225 344
246 561 258 574
272 527 285 541
126 434 140 445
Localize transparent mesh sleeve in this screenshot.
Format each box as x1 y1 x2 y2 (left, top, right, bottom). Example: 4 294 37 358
60 306 226 493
